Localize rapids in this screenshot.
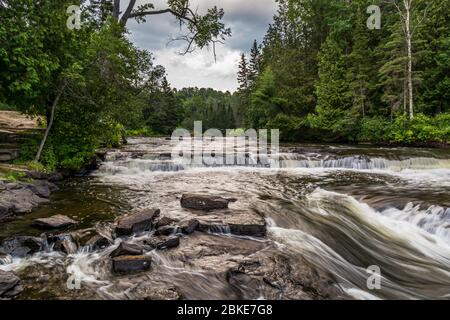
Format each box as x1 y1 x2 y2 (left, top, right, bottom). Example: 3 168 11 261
1 137 449 300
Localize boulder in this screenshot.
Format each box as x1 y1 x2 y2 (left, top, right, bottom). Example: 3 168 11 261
179 219 199 235
181 194 237 211
1 188 49 215
115 209 160 236
45 233 78 255
54 238 79 255
155 216 177 229
32 215 77 229
110 242 143 258
85 235 111 251
0 270 22 298
155 225 178 236
112 255 152 274
145 236 180 251
27 180 50 198
195 211 266 237
0 236 44 258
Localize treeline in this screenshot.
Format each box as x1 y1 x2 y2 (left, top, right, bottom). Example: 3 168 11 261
236 0 450 145
0 0 229 170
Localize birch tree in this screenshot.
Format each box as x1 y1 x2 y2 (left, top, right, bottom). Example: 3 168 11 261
390 0 428 119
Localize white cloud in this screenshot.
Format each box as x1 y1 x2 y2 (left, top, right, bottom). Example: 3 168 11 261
155 43 241 92
126 0 278 91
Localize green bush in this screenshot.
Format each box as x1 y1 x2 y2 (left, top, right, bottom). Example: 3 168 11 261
358 113 449 145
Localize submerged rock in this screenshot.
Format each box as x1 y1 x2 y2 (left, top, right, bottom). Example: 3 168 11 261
32 214 77 229
0 270 23 299
155 216 177 229
54 237 79 255
181 194 237 211
85 235 112 251
179 219 199 235
110 242 143 258
115 208 160 236
155 225 178 236
0 236 44 258
112 255 152 274
144 236 180 250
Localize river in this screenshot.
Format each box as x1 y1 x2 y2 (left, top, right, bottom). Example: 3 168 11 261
1 137 449 300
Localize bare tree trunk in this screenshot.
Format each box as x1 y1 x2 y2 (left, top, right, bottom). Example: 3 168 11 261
404 0 414 119
119 0 136 25
113 0 120 21
34 84 65 163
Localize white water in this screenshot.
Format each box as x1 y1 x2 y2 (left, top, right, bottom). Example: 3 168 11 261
1 137 449 300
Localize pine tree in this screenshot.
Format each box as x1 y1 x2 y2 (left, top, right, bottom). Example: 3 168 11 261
237 53 250 92
249 40 261 86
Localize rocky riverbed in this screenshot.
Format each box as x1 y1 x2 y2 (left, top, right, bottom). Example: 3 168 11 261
0 193 344 300
1 137 449 300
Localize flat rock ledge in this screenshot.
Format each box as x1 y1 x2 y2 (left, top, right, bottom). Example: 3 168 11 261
194 210 266 238
115 209 160 236
0 180 55 220
181 194 237 211
31 214 77 229
112 255 152 274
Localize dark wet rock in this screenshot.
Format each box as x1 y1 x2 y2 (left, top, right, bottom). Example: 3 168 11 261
68 228 96 246
155 225 178 236
110 242 143 258
195 210 266 237
25 171 48 180
48 172 64 182
179 219 199 235
155 216 177 229
27 180 50 198
115 208 160 236
144 236 180 251
0 180 53 218
0 236 44 258
32 214 77 229
0 187 49 215
85 235 111 251
180 194 237 211
54 237 79 255
112 255 152 274
45 233 78 255
0 270 23 299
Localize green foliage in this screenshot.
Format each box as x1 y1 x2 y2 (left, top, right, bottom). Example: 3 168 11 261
359 113 450 145
2 171 27 183
177 88 236 131
236 0 449 145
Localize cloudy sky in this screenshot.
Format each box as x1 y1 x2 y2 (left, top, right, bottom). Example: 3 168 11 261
126 0 278 92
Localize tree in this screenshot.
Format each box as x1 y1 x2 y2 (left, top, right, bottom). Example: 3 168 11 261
247 67 287 129
389 0 429 119
111 0 231 58
249 40 262 86
237 54 250 92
